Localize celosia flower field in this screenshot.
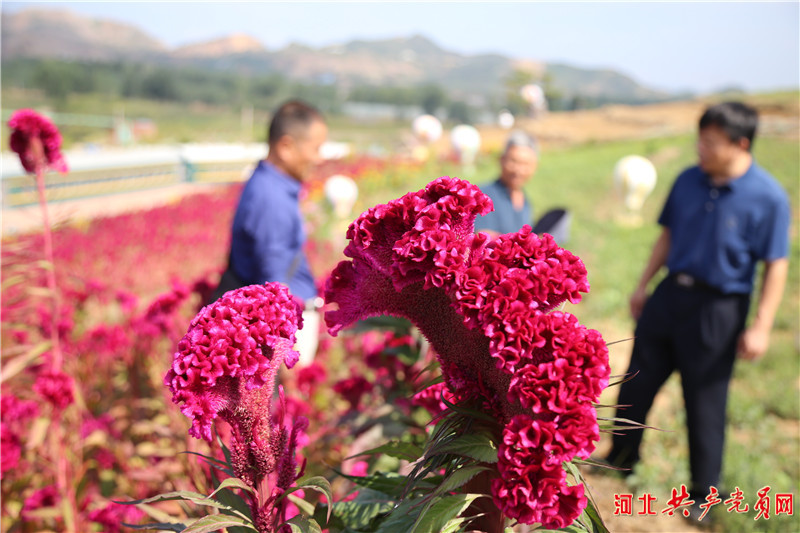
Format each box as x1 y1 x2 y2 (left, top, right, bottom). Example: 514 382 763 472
2 142 610 531
0 154 439 530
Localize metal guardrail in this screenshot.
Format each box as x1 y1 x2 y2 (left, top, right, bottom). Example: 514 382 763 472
1 142 350 208
2 159 253 208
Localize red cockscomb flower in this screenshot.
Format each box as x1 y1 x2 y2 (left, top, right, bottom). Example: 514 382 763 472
324 177 610 527
8 109 68 174
33 370 75 411
164 282 309 514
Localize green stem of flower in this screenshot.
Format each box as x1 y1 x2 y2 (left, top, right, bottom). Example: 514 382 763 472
35 168 63 371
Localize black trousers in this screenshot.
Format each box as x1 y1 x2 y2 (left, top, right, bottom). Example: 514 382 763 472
607 277 750 497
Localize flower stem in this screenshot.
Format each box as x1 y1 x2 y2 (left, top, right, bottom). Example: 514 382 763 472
36 167 77 530
35 168 63 371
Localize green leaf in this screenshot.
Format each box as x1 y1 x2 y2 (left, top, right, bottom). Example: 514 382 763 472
434 433 498 463
374 498 421 533
287 493 316 517
432 465 489 496
440 515 471 533
181 450 235 477
411 493 484 533
0 341 50 383
122 522 186 532
182 514 257 533
565 460 610 533
126 502 187 526
580 490 611 533
439 396 496 423
284 514 323 533
332 488 394 530
350 440 425 462
333 470 413 498
209 469 253 524
351 315 413 333
294 476 333 522
208 477 256 499
115 491 228 510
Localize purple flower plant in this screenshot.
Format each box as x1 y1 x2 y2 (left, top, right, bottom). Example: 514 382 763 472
324 177 611 529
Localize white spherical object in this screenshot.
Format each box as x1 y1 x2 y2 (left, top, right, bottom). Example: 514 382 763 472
450 124 481 152
324 174 359 218
450 124 482 166
498 110 515 129
614 155 658 212
520 84 546 109
412 114 443 144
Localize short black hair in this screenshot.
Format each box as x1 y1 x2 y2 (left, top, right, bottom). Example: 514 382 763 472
268 100 324 147
699 101 758 150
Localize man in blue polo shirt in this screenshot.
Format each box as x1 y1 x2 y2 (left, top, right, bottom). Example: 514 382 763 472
226 99 327 364
474 130 538 236
602 102 790 522
230 100 326 300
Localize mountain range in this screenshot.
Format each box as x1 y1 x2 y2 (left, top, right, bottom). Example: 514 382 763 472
1 8 681 105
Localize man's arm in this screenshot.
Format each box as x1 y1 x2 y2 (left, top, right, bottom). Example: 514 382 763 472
630 227 671 320
737 257 789 361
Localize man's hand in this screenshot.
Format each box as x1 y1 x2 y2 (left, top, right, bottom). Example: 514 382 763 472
629 286 648 321
737 326 770 361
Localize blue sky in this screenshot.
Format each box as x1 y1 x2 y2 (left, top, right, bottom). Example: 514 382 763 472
4 1 799 94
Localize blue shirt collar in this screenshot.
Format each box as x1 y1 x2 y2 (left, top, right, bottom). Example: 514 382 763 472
702 160 756 192
260 160 302 197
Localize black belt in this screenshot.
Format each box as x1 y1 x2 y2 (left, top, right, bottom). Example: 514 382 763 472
669 272 722 294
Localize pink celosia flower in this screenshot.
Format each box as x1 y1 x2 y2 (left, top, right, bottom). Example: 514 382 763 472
89 503 145 533
333 373 373 411
324 177 610 527
165 283 310 532
1 396 40 474
296 361 327 396
22 485 60 519
412 381 460 418
81 413 122 446
33 370 75 410
8 109 68 174
164 283 303 442
0 429 21 476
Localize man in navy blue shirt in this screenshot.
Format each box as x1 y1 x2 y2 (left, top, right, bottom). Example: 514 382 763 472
227 100 327 364
473 130 538 236
602 102 790 522
230 100 326 301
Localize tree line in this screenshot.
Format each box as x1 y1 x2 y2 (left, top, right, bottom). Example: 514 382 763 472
3 57 649 125
2 58 489 122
